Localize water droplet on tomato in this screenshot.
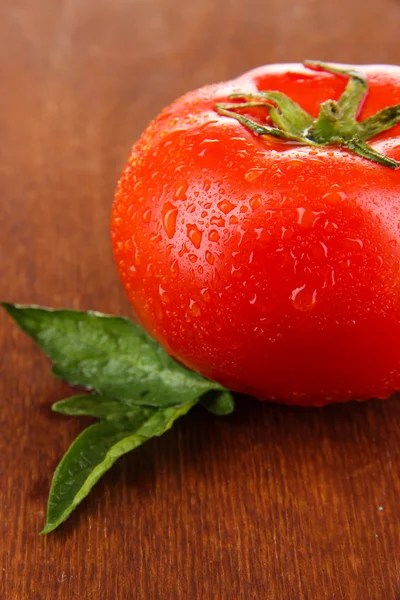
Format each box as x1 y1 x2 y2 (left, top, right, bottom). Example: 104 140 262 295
189 253 198 263
289 158 306 167
290 284 318 312
162 202 178 239
134 180 143 194
208 230 220 243
186 203 197 214
205 250 215 265
200 288 211 302
143 209 152 224
218 199 236 214
245 168 264 181
249 194 262 211
210 215 225 227
175 181 188 200
178 244 189 257
189 300 201 317
249 294 257 305
170 259 179 278
147 263 155 276
281 226 293 241
340 238 364 251
324 220 339 233
322 185 348 204
186 224 202 249
159 285 170 304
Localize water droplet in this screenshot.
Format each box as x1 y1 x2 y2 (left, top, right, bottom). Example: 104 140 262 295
200 138 220 145
205 250 215 265
210 215 225 227
170 259 179 278
189 300 201 317
324 220 339 233
201 288 211 302
162 202 178 239
296 207 320 227
186 224 202 249
143 209 152 224
174 181 188 200
229 215 239 225
178 244 189 257
240 205 248 213
340 238 364 251
322 185 348 204
281 226 293 240
159 285 170 304
249 194 262 211
208 229 220 243
312 241 329 260
189 253 198 263
147 263 155 276
290 284 318 312
218 199 236 214
134 180 143 194
249 294 257 305
389 239 398 247
289 158 306 167
245 168 264 181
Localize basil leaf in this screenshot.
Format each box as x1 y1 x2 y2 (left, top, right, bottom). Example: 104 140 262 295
41 399 197 534
2 304 223 407
200 390 235 415
52 394 131 419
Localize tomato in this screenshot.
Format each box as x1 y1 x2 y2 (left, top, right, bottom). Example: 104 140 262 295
111 61 400 406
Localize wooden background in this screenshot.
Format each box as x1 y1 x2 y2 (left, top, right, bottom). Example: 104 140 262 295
1 1 400 598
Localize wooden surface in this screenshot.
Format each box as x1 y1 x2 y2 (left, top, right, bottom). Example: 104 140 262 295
1 1 400 598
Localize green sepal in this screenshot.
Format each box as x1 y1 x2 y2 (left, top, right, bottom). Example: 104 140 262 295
215 60 400 169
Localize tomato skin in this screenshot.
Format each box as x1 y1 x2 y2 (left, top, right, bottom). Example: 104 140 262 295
111 63 400 406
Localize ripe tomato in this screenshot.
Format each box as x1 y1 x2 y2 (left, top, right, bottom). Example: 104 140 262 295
111 62 400 406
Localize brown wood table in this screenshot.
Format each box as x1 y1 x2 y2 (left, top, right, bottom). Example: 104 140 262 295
1 1 400 598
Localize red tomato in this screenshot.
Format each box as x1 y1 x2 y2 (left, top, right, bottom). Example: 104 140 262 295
111 62 400 406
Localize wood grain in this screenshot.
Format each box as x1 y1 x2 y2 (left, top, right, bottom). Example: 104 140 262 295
1 1 400 598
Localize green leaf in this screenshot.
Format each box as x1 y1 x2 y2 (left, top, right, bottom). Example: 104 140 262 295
2 303 235 533
200 390 235 416
41 399 197 534
52 393 132 419
2 304 223 407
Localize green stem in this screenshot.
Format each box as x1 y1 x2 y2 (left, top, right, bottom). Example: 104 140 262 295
215 60 400 169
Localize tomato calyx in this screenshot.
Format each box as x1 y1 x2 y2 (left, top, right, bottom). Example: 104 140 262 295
215 60 400 169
